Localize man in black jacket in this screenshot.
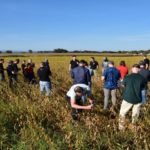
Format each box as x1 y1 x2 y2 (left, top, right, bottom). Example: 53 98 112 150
13 59 19 81
44 59 52 75
37 62 52 96
139 61 150 104
143 54 149 69
7 61 16 87
69 55 79 71
89 57 99 76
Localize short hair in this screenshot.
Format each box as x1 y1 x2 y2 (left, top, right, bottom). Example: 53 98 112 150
74 86 84 93
79 60 86 64
120 60 126 66
103 57 108 61
108 61 114 65
91 57 94 60
41 62 45 66
132 64 140 69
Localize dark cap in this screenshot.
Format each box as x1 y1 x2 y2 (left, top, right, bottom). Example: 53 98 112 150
132 64 140 68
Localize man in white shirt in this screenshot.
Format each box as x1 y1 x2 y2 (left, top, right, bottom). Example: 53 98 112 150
66 84 94 120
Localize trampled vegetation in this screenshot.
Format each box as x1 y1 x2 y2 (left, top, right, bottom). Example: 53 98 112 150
0 55 150 150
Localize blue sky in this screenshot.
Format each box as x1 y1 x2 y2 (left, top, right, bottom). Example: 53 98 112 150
0 0 150 51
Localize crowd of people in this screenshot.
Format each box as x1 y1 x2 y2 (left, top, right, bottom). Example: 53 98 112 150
67 55 150 130
0 54 150 130
0 58 52 96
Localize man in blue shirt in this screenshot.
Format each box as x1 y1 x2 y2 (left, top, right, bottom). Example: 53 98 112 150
101 61 120 109
71 60 91 87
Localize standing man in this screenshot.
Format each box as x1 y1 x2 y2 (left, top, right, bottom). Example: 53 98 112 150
117 60 128 87
27 59 35 68
37 62 52 96
143 54 149 70
117 60 128 81
7 61 16 87
21 60 27 81
119 64 146 130
101 61 120 110
27 59 36 84
89 57 99 76
71 60 91 87
84 61 94 77
69 55 79 71
139 61 150 104
0 59 5 81
66 84 94 120
13 59 19 81
45 59 51 75
102 57 109 73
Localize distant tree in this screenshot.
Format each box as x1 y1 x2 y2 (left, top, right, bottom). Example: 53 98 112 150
6 50 12 53
72 50 81 53
28 49 33 53
53 48 68 53
0 51 2 53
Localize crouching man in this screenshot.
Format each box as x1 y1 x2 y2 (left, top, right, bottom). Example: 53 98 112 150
66 84 94 120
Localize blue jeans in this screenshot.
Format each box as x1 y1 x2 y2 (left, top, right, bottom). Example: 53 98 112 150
39 81 51 96
141 89 147 104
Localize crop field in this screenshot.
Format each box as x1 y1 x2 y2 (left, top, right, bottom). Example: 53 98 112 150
0 54 150 150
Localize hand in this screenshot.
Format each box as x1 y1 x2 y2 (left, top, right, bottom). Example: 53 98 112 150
87 104 94 110
89 99 94 104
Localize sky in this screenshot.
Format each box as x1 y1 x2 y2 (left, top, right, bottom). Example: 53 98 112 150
0 0 150 51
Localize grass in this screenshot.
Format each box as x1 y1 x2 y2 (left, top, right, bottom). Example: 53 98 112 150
0 54 150 150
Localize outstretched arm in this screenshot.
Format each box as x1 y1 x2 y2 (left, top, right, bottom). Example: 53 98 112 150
70 99 92 110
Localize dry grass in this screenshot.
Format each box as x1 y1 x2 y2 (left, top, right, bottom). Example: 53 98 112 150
0 54 150 150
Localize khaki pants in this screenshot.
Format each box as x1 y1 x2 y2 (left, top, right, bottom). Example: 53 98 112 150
119 100 142 130
103 88 117 109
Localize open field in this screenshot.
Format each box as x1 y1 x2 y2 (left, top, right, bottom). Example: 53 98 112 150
0 54 150 150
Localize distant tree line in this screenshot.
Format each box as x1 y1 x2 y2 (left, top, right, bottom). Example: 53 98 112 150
0 49 150 54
